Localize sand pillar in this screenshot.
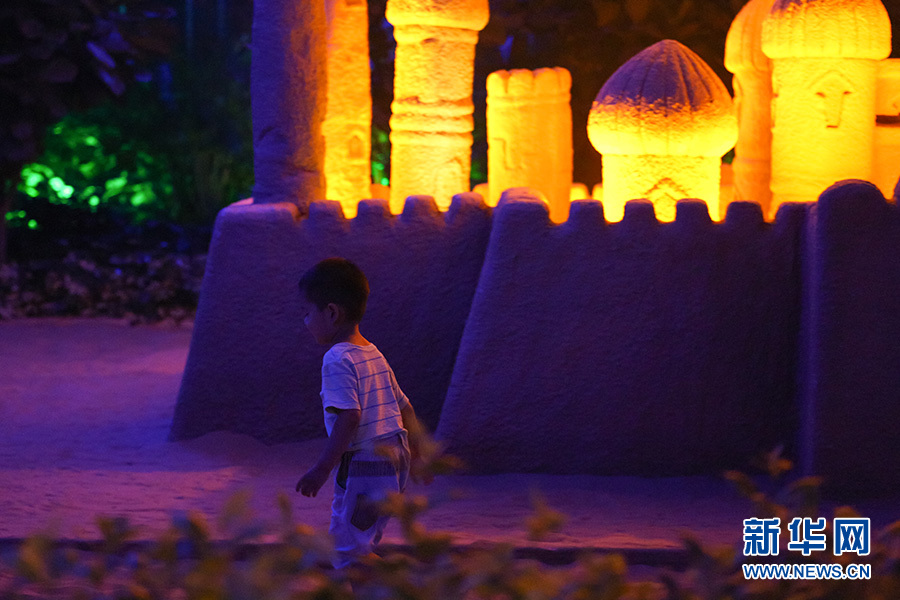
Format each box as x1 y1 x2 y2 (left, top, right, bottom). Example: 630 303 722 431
487 68 573 223
725 0 775 217
324 0 372 218
588 40 737 222
386 0 489 213
761 0 892 209
874 59 900 198
251 0 326 208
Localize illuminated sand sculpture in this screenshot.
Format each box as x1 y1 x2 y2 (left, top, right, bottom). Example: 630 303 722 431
249 0 325 206
386 0 489 212
323 0 372 217
486 68 573 223
761 0 892 212
174 0 900 493
725 0 776 217
587 40 738 222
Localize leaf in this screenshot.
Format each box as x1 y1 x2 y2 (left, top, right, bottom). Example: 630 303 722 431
526 491 566 541
625 0 652 23
39 58 78 83
87 41 116 68
99 68 126 96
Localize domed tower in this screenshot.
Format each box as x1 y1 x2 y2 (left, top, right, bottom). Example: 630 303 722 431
761 0 892 208
588 40 737 222
323 0 372 217
725 0 776 217
386 0 489 213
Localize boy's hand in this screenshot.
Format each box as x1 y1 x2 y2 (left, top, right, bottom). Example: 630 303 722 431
410 456 434 485
296 465 330 497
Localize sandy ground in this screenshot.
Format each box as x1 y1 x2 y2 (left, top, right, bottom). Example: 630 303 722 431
0 319 895 559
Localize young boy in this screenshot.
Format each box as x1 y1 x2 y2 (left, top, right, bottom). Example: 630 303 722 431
295 257 426 568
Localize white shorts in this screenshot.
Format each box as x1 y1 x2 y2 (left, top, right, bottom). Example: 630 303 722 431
329 435 410 568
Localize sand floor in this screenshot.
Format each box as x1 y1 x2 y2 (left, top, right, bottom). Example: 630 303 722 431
0 319 895 560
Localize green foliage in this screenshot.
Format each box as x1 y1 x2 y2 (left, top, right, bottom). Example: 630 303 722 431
0 0 175 183
16 107 175 227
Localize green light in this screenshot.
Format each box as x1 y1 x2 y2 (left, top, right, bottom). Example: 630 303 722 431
49 177 65 192
381 177 389 186
27 220 38 229
59 185 74 199
25 173 43 188
83 135 100 146
17 211 25 218
89 196 100 207
130 191 149 206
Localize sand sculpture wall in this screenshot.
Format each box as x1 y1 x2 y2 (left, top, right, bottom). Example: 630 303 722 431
173 181 900 493
799 181 900 493
170 194 492 442
435 198 806 475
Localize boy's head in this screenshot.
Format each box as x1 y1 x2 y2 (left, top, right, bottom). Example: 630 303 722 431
297 258 369 327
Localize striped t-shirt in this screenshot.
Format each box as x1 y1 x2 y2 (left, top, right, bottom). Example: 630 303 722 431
320 342 410 449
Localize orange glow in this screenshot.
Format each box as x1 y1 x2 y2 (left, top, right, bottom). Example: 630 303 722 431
875 59 900 198
588 40 737 222
486 68 573 223
323 0 372 218
386 0 489 213
761 0 892 210
725 0 775 216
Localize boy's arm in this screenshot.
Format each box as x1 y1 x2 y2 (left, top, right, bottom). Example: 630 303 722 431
400 403 434 485
296 408 360 497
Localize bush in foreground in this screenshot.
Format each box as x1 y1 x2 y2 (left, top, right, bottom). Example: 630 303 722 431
1 449 898 600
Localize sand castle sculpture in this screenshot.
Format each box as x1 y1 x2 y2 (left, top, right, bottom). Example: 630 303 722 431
172 0 900 493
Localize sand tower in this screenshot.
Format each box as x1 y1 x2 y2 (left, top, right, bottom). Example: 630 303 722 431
588 40 737 222
761 0 892 209
250 0 326 207
486 68 573 223
386 0 489 213
323 0 372 218
726 0 776 217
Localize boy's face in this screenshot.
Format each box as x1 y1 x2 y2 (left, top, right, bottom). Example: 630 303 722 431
299 294 337 345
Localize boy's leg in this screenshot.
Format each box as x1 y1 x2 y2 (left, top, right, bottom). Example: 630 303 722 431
329 439 410 569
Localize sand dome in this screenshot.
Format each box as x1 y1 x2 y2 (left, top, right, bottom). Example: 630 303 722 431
588 40 737 157
761 0 892 60
726 0 776 73
386 0 489 31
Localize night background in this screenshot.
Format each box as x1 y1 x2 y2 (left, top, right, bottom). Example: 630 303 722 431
2 0 899 318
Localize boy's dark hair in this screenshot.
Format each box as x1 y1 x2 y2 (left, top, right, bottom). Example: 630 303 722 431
298 258 369 323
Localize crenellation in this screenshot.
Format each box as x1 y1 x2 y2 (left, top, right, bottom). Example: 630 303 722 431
446 192 489 224
306 200 347 231
673 200 714 231
400 194 442 224
723 200 766 229
563 199 606 233
354 198 391 222
620 200 659 229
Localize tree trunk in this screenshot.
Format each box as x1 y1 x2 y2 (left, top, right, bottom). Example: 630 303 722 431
0 180 13 265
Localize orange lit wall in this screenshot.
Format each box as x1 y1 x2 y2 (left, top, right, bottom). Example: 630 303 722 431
486 68 573 223
725 0 775 217
386 0 489 213
875 59 900 198
761 0 892 210
323 0 372 218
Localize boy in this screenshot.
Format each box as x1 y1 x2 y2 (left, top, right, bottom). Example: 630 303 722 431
295 257 426 568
